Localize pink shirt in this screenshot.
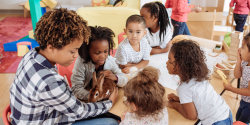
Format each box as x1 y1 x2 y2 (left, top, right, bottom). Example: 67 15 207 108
165 0 191 22
230 0 250 15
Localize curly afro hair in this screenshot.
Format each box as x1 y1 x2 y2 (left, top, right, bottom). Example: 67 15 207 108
170 40 210 83
34 8 90 50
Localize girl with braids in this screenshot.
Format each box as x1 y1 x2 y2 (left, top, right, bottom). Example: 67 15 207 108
140 2 172 55
165 0 202 38
166 40 232 125
71 26 128 102
9 8 119 125
120 66 169 125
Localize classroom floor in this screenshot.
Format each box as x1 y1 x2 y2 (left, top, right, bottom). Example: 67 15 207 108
0 14 239 125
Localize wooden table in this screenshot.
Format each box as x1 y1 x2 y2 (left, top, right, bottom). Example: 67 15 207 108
109 36 240 125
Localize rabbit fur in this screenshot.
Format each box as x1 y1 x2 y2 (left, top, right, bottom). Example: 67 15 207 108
88 71 116 102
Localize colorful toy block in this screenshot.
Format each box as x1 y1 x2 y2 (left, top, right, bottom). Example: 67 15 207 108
16 42 32 50
3 38 39 52
42 0 57 9
17 45 30 57
29 30 34 39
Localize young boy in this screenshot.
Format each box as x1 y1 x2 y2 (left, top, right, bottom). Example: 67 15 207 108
114 15 151 74
9 8 118 125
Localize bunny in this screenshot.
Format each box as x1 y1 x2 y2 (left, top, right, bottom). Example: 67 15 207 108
88 71 116 102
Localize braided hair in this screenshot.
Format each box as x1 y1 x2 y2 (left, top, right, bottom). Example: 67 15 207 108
78 26 115 63
35 8 90 50
142 2 170 42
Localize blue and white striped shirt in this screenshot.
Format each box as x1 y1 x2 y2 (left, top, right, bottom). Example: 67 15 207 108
9 48 112 125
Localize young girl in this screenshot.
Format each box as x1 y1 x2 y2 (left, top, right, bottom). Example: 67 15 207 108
71 26 128 102
120 66 169 125
140 2 172 55
166 40 233 125
165 0 202 38
230 0 250 32
223 33 250 124
114 15 151 74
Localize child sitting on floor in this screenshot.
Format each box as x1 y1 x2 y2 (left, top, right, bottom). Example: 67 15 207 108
120 66 168 125
166 40 233 125
114 15 151 74
223 33 250 124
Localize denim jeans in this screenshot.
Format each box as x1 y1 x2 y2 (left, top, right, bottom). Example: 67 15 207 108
72 118 119 125
233 13 248 32
171 18 191 39
236 99 250 124
212 110 233 125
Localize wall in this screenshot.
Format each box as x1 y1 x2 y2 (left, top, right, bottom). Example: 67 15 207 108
0 0 92 10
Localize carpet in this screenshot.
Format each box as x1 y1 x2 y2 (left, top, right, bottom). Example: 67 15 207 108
0 17 32 73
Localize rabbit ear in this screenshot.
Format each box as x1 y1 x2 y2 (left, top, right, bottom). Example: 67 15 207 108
92 72 98 87
98 73 105 90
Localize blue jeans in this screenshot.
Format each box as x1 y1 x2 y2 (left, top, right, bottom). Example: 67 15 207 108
171 18 191 39
73 118 119 125
236 99 250 124
212 110 233 125
233 13 248 32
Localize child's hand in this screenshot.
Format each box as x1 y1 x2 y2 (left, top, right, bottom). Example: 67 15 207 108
167 93 180 102
109 87 118 103
223 81 233 91
122 67 131 74
121 111 127 121
192 6 202 13
166 101 178 109
100 70 117 81
237 48 242 62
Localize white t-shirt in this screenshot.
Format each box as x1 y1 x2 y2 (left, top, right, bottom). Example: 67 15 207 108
114 37 151 65
120 107 169 125
145 26 173 49
177 79 230 125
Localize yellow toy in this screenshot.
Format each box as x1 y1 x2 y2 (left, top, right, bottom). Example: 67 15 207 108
216 70 228 84
25 0 57 11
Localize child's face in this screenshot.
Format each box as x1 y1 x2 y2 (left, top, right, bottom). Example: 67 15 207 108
240 40 250 61
140 7 158 28
89 40 109 66
124 22 147 44
50 38 83 67
166 51 178 75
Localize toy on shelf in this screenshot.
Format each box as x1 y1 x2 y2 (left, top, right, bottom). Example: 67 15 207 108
114 0 127 7
91 0 109 7
223 31 243 63
213 43 222 53
213 60 235 80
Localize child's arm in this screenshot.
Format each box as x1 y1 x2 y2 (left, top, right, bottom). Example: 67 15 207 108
121 60 149 73
234 48 242 78
119 63 137 69
168 101 198 120
150 42 171 55
224 81 250 96
229 0 235 8
165 0 172 8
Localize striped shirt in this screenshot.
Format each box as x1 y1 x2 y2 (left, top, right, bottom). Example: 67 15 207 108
9 48 112 125
114 37 151 65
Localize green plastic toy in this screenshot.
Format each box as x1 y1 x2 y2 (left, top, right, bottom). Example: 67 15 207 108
224 32 231 47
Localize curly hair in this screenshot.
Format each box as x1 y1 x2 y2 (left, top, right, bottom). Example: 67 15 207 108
123 66 165 120
142 2 170 42
34 8 90 50
126 15 146 28
243 33 250 51
170 40 210 83
78 26 115 63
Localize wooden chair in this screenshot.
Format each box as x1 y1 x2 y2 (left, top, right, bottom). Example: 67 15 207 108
211 9 233 40
226 7 250 35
